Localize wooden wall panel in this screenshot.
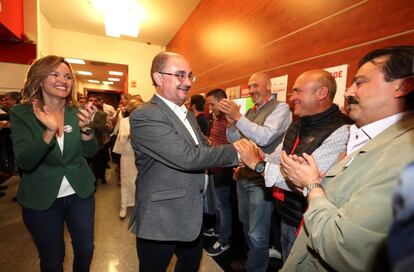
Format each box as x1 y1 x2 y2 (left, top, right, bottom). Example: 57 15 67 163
167 0 414 103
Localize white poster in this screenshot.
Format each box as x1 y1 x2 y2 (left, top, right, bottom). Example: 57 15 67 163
324 64 348 108
270 75 288 102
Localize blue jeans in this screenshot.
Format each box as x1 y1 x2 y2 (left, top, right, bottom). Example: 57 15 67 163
237 176 273 272
213 169 233 244
280 218 298 263
22 194 95 272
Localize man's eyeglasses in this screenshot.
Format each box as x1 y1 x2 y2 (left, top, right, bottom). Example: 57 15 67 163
159 71 196 82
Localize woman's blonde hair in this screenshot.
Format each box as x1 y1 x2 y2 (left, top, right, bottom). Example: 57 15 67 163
126 99 143 114
21 55 78 106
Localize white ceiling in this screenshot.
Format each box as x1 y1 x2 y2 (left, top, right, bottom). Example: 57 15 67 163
39 0 200 93
40 0 200 46
70 59 128 91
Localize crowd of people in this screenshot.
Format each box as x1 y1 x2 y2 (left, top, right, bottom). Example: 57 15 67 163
1 45 413 272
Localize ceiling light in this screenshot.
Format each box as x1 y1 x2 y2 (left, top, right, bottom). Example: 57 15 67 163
109 71 123 76
77 71 93 76
108 78 120 81
103 81 114 85
88 80 100 83
92 0 147 38
65 58 85 64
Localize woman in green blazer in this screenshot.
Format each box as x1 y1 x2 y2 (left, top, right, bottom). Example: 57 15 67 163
10 55 98 272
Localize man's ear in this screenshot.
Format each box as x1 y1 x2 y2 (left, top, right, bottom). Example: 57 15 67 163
317 86 329 101
153 72 163 87
395 77 414 98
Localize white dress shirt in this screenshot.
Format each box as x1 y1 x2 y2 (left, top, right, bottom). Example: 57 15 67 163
346 111 412 156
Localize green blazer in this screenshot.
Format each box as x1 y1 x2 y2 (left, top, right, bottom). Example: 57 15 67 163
10 104 98 211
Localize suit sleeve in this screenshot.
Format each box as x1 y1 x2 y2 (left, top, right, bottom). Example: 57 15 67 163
301 167 399 271
130 107 238 172
10 108 56 171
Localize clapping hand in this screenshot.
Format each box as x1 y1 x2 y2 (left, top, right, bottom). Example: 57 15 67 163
32 99 58 133
77 102 97 131
280 151 322 189
217 99 242 123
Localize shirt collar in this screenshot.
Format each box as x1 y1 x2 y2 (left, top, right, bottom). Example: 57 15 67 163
354 111 408 139
347 111 411 155
156 93 188 121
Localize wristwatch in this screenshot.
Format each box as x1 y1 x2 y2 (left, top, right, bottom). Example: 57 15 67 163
303 183 323 197
255 161 267 175
80 127 95 136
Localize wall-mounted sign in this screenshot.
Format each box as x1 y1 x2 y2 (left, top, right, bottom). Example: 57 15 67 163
270 74 288 102
324 64 348 108
240 83 249 98
226 85 241 99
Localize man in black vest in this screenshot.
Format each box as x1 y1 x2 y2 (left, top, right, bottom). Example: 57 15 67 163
219 72 292 272
234 69 352 262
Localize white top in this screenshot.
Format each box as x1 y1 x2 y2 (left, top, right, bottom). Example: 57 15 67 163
346 111 411 156
56 134 76 198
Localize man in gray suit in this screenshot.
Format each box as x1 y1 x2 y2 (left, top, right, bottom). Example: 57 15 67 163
129 52 238 272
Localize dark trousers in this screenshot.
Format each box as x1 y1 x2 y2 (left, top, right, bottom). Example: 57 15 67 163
91 148 108 182
136 233 203 272
22 194 95 272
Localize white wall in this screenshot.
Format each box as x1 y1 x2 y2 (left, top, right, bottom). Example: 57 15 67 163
37 10 52 57
0 62 29 93
36 12 164 101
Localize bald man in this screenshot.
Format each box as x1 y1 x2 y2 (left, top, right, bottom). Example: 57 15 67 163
218 72 292 272
234 70 353 262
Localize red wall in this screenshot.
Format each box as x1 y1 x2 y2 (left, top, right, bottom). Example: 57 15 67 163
167 0 414 105
0 0 36 65
0 0 23 40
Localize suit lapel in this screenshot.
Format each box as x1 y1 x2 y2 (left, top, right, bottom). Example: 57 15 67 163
186 111 205 145
62 106 77 160
150 95 199 145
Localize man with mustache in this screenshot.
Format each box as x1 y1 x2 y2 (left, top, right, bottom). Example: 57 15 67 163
277 46 414 271
129 52 238 272
234 69 352 263
218 72 292 272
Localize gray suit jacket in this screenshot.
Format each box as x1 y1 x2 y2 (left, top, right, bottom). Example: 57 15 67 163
129 95 238 241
